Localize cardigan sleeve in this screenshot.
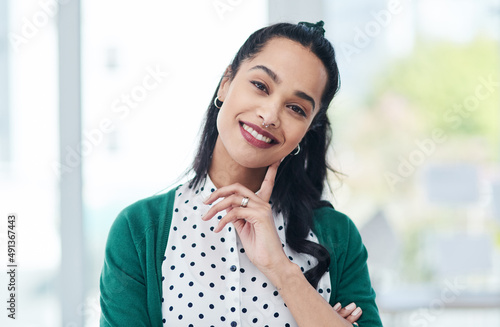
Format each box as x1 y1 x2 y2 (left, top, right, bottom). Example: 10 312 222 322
313 207 383 326
99 208 151 327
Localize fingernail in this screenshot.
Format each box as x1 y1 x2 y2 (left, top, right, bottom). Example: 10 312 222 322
333 302 341 311
345 302 356 311
351 307 361 316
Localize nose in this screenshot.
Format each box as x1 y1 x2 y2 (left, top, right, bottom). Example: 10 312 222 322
258 102 280 128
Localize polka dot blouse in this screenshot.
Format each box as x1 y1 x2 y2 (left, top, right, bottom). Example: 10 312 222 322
161 176 331 326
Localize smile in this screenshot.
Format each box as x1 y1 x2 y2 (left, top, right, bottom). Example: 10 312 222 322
242 123 272 143
239 121 278 149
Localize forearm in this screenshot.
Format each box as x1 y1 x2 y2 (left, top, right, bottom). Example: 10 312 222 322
268 261 353 327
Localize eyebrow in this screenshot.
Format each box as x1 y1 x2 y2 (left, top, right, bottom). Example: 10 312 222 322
249 65 316 112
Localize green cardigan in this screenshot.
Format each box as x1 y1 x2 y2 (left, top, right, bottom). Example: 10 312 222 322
100 187 383 326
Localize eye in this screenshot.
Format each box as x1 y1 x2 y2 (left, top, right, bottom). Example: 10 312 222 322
288 105 307 117
251 81 268 94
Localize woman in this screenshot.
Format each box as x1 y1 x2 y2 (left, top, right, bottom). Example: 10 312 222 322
100 21 383 327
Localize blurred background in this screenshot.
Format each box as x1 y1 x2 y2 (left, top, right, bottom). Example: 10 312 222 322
1 0 499 326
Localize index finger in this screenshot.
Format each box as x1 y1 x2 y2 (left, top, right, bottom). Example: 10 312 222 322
257 159 281 202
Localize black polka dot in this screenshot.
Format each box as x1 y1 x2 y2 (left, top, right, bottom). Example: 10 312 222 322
231 286 236 291
253 318 258 323
170 265 175 270
220 295 225 300
184 199 189 203
199 292 204 297
199 271 205 276
199 314 204 319
191 243 196 248
242 308 247 313
180 253 185 258
209 304 214 309
274 312 279 318
209 282 215 288
240 248 245 253
252 296 258 302
190 262 195 266
174 208 179 212
263 304 268 309
193 206 198 210
182 235 187 240
231 307 236 312
162 318 166 323
178 293 183 298
220 237 225 242
189 281 194 286
262 282 268 288
188 302 193 308
201 252 206 257
251 277 256 282
220 316 226 321
178 314 183 320
169 285 174 290
201 233 206 237
211 245 216 250
240 268 245 273
242 287 247 292
192 224 197 229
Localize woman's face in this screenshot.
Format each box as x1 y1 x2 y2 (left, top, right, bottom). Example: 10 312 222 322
216 37 328 169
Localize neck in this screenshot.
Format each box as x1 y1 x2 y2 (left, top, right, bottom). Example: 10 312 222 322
208 137 267 193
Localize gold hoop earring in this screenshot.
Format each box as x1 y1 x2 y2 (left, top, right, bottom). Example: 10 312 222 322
214 97 223 109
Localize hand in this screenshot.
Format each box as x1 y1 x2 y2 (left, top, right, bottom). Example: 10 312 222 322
333 302 362 325
202 159 288 275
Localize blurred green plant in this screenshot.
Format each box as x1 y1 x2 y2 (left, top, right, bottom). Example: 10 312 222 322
371 37 500 153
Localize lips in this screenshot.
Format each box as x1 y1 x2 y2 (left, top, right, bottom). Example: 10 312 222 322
239 121 279 149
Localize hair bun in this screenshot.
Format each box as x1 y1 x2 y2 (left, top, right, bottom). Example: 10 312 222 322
298 20 325 36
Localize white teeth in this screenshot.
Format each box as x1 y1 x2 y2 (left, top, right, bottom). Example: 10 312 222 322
242 124 272 144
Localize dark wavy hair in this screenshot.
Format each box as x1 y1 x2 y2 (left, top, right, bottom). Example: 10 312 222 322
189 22 340 289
